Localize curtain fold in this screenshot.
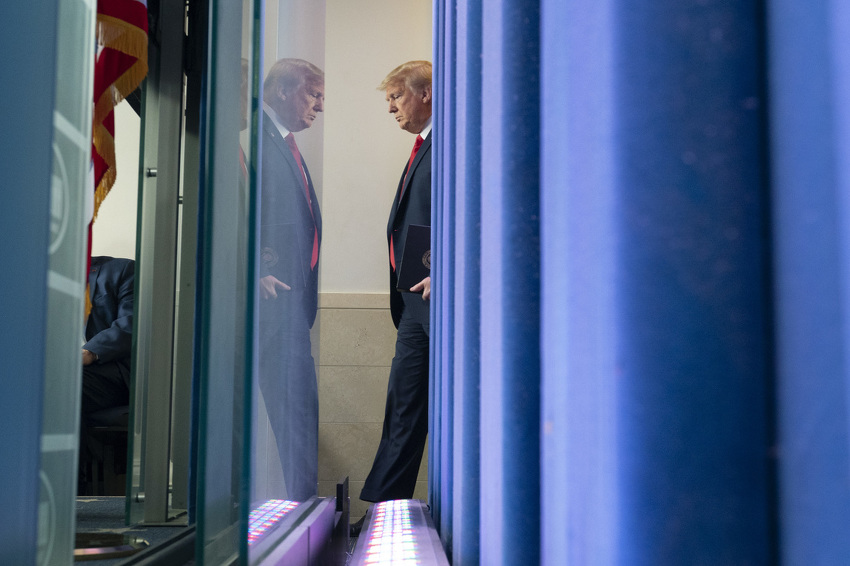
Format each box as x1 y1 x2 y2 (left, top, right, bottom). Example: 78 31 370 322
430 0 455 553
432 0 850 564
539 0 619 563
768 0 850 562
478 1 543 564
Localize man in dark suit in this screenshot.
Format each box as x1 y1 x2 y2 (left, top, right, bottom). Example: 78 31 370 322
360 61 433 508
81 256 134 419
258 58 324 501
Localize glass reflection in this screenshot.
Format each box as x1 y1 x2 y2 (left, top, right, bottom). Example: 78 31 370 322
256 58 324 502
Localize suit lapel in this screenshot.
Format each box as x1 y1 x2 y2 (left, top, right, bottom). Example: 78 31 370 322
303 164 321 234
263 111 322 261
390 131 431 230
401 132 431 198
263 112 301 185
388 174 404 234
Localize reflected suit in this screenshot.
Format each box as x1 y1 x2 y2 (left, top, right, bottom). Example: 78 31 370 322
258 108 322 501
361 130 432 502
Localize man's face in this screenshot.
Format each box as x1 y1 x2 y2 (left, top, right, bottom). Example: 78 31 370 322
275 78 324 132
386 84 431 134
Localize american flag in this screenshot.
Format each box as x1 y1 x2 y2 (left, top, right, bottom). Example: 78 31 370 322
86 0 148 316
92 0 148 219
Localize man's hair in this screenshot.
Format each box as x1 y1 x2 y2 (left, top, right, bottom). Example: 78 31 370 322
263 58 324 101
378 60 432 94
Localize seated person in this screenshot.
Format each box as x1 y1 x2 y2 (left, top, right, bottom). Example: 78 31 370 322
79 256 134 492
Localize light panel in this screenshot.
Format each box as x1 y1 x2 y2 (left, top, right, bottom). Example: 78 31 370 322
247 499 300 545
362 500 422 565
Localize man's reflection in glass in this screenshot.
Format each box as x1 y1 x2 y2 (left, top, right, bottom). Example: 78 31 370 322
257 58 324 501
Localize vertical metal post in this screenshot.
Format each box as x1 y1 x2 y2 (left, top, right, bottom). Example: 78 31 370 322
133 0 186 524
170 0 206 514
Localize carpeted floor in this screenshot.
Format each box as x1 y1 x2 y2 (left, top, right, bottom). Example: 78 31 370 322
75 497 189 565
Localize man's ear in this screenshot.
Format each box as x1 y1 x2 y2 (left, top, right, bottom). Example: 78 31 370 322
277 85 288 101
421 86 432 104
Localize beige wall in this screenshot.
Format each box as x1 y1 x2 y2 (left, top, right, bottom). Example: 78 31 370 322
90 101 139 259
321 0 432 294
316 294 428 519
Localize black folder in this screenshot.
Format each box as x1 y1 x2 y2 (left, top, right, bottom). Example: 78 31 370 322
396 224 431 292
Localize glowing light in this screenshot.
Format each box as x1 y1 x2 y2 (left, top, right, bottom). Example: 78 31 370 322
247 499 300 545
362 500 422 565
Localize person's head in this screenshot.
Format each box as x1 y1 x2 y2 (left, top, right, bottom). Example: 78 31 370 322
379 61 432 134
263 58 325 132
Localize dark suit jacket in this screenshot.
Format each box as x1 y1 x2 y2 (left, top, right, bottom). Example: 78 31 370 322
260 111 322 327
388 131 432 328
85 256 134 366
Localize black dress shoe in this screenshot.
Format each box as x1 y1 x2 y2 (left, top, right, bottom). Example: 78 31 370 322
350 515 366 538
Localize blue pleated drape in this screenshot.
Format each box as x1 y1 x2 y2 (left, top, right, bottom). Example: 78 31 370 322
478 1 543 564
539 1 620 563
432 0 484 563
611 2 774 562
431 0 850 564
430 0 455 551
768 0 850 562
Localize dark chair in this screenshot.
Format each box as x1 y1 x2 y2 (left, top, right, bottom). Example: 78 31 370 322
82 405 130 496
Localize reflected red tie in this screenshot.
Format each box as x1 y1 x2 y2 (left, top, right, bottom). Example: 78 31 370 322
284 133 319 269
391 134 425 271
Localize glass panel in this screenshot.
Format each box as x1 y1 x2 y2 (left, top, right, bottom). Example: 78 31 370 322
195 0 434 558
195 0 329 560
252 0 326 499
38 0 96 563
247 1 327 559
194 0 261 562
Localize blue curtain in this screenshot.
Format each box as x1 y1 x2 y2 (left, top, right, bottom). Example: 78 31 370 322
610 1 773 562
539 1 621 563
434 1 544 564
430 0 454 550
768 0 850 562
432 0 850 564
432 0 484 564
477 1 543 564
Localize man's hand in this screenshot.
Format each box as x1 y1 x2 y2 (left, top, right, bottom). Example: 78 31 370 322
410 276 431 300
260 275 291 299
82 349 98 366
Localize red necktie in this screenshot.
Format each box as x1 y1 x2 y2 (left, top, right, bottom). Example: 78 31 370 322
284 133 319 269
391 134 425 271
402 134 425 197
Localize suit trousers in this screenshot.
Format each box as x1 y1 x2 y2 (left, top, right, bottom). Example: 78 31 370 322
79 360 130 484
258 315 319 502
361 293 430 502
81 360 131 420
